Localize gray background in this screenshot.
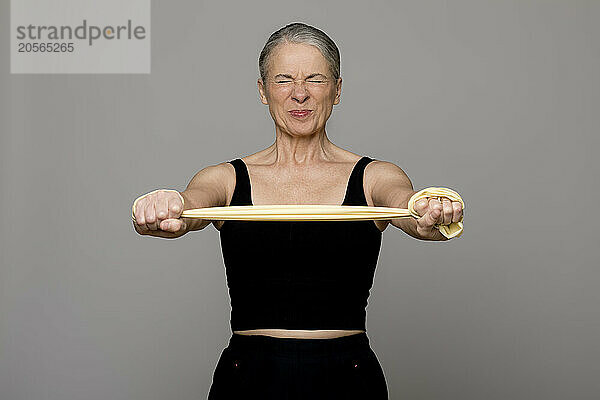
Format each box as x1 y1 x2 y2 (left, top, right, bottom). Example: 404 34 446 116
1 1 598 399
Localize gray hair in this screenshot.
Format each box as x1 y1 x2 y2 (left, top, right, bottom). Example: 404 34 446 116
258 22 341 83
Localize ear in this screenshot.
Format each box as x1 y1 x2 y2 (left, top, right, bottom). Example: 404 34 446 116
257 79 269 105
333 77 342 105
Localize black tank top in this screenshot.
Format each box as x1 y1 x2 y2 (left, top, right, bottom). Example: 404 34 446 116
219 156 383 331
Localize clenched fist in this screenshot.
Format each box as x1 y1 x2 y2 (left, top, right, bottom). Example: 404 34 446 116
412 195 463 238
132 189 187 236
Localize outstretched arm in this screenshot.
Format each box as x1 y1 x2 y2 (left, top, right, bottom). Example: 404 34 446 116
368 161 462 241
178 162 233 232
132 162 232 238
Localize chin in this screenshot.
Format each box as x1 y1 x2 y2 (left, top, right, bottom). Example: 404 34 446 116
289 125 318 136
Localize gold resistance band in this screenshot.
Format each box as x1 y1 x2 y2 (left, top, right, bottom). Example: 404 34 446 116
133 187 465 239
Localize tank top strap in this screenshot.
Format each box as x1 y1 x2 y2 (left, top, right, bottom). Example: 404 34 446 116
228 156 375 207
228 158 252 206
343 156 376 206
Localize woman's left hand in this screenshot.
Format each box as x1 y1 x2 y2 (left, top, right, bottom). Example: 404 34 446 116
412 196 464 237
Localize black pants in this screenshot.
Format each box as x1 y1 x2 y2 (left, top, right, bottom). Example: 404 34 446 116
207 332 388 399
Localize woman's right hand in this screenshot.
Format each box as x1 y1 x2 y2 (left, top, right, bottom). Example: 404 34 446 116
132 189 187 237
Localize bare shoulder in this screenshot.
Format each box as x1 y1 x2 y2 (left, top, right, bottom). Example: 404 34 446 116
365 159 414 207
186 161 234 188
183 161 236 207
366 160 411 182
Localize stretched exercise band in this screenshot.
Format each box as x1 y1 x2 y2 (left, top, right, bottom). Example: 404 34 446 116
132 187 465 239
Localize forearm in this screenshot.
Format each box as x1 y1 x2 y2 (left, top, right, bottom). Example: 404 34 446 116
179 189 213 232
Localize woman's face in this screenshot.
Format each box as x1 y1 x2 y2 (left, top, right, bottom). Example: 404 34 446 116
258 42 342 137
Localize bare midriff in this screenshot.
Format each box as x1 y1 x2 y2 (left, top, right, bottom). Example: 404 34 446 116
233 329 365 339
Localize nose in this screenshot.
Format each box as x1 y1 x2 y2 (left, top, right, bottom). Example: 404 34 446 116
291 83 309 103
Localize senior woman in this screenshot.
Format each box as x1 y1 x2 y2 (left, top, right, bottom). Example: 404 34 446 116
132 22 463 400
